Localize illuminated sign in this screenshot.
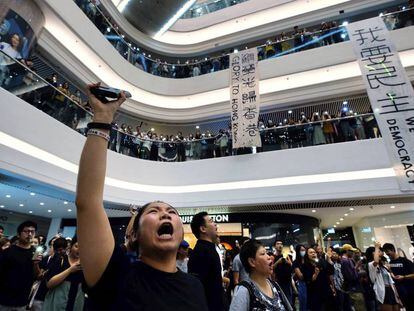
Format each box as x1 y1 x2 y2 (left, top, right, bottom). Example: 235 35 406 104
180 214 229 224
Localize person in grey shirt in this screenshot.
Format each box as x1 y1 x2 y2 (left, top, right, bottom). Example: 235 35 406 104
233 254 248 285
230 240 292 311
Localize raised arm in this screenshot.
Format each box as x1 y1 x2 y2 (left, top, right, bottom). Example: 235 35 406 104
373 241 381 267
75 84 126 287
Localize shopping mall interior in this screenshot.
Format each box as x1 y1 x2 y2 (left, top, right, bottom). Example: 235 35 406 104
0 0 414 309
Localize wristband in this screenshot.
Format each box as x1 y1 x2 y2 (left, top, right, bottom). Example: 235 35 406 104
87 122 112 130
87 129 110 141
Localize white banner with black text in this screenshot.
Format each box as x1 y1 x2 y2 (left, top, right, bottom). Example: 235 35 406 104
229 48 262 149
346 17 414 191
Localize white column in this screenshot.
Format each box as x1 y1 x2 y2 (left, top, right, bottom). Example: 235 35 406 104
46 218 62 245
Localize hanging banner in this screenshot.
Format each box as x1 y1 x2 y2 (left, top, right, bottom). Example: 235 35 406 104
346 17 414 191
229 48 262 149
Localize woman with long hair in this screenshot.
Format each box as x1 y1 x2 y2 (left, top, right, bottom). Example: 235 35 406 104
292 245 307 311
367 242 402 311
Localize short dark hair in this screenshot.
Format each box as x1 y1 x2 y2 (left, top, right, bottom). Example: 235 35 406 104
0 225 4 231
274 239 283 245
190 212 208 239
240 239 263 273
53 237 68 250
17 221 37 234
382 243 396 253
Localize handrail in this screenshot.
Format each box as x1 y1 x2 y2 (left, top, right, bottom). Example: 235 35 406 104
75 0 413 76
180 0 250 19
0 49 92 117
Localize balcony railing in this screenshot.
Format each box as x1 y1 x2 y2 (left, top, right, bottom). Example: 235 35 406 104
73 1 413 79
181 0 250 19
1 49 381 163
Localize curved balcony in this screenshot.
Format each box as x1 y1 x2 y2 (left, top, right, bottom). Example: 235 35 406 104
181 0 250 19
1 49 381 163
72 1 411 79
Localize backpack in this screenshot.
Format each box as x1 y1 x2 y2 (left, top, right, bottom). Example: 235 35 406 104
237 279 293 311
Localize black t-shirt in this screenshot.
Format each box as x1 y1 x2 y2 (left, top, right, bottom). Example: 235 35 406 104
389 257 414 296
34 255 57 301
46 254 84 311
188 239 224 311
0 244 35 307
274 256 293 285
87 246 208 311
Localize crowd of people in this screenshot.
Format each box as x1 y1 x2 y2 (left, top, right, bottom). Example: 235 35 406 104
1 215 413 311
75 0 414 79
103 109 381 162
0 48 383 163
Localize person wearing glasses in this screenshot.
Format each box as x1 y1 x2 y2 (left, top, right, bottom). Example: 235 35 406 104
0 221 42 310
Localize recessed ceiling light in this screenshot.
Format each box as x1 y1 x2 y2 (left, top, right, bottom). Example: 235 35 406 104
312 209 316 213
29 211 33 214
340 218 344 221
390 205 395 209
19 204 24 207
63 201 68 205
5 195 11 198
47 210 52 213
68 209 72 212
344 214 349 216
336 222 340 225
333 225 337 228
30 192 36 196
40 202 44 206
0 205 4 208
349 208 354 211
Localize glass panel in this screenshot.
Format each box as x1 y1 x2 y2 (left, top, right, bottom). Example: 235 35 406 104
0 49 93 132
72 1 414 78
181 0 250 19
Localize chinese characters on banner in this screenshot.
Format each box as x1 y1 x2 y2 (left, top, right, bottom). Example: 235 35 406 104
346 17 414 191
229 48 262 149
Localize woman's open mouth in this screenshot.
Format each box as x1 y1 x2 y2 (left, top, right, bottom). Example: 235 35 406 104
157 222 174 240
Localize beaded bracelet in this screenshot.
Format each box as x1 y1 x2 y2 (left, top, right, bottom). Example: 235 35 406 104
87 129 110 141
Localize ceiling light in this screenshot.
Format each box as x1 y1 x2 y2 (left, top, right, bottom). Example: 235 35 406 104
151 128 155 132
30 192 36 196
19 204 24 207
336 222 340 225
68 209 72 212
40 202 44 206
333 225 337 228
196 126 200 129
0 205 4 208
340 218 344 221
390 205 395 209
344 214 348 216
233 49 239 53
29 211 33 214
63 201 68 205
312 209 316 213
349 208 354 211
288 110 293 114
5 195 11 198
343 101 348 105
47 210 52 213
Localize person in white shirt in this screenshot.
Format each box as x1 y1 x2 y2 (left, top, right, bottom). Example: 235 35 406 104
367 242 402 311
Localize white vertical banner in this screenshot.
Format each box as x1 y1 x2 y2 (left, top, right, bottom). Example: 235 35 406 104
229 48 262 149
346 17 414 191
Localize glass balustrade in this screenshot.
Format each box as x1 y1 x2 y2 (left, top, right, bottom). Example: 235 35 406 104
1 48 382 163
73 1 414 79
181 0 250 19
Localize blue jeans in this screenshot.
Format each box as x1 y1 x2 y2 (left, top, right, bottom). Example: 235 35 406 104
297 280 307 311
